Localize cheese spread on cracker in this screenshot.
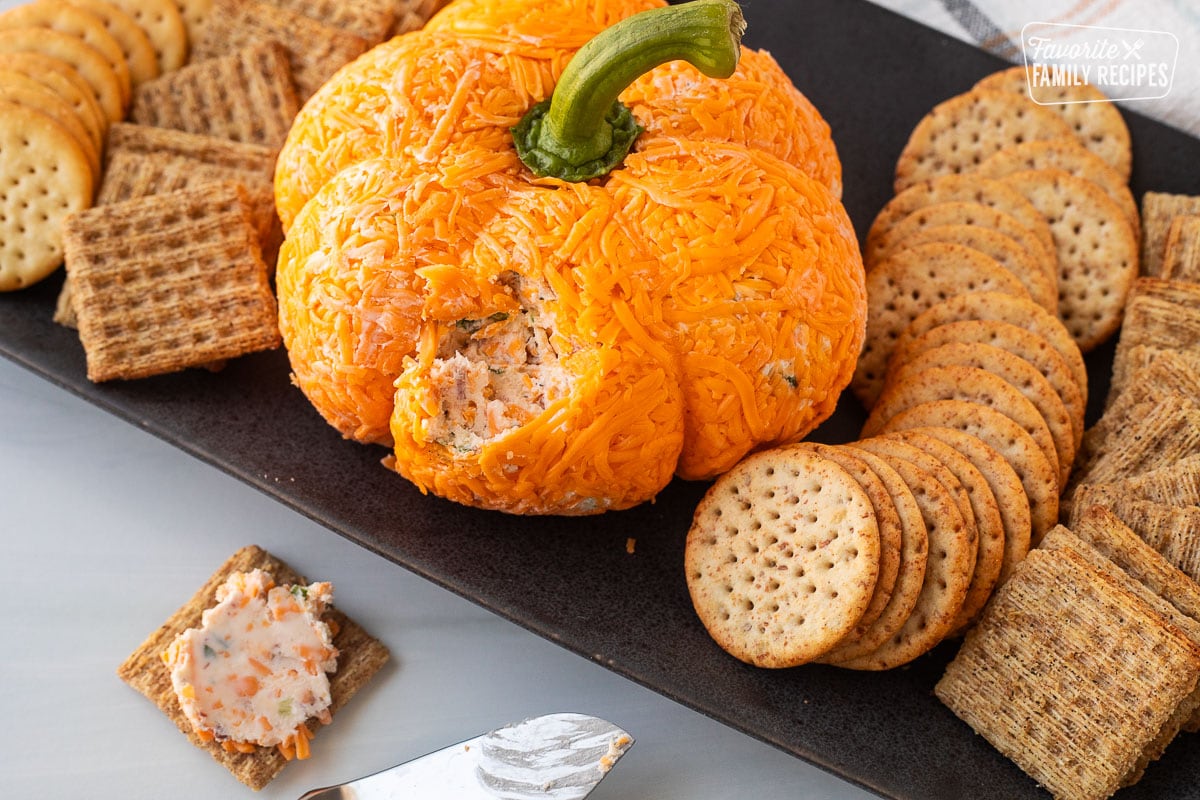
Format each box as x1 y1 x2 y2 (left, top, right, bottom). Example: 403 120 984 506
162 569 338 757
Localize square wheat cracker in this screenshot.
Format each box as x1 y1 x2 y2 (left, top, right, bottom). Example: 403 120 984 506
130 42 299 148
1074 504 1200 734
118 544 390 790
1036 525 1200 782
193 0 367 101
105 123 277 178
266 0 395 45
63 181 280 382
1069 489 1200 586
1163 216 1200 283
935 546 1200 800
1141 192 1200 277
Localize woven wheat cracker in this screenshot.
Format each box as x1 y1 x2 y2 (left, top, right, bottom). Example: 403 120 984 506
268 0 394 44
893 88 1074 194
879 399 1059 543
851 242 1031 409
834 438 973 670
887 222 1055 313
865 364 1064 489
1039 526 1200 783
106 122 277 176
899 424 1029 587
685 447 880 668
130 42 298 147
0 101 93 292
817 446 929 665
389 0 445 35
1142 192 1200 277
1081 455 1200 509
937 546 1200 800
974 65 1132 181
1072 392 1200 493
0 27 124 122
1085 352 1200 463
1002 168 1138 352
893 290 1088 405
1073 504 1200 735
0 74 100 179
63 181 280 381
975 138 1138 237
193 0 367 101
788 443 902 641
1071 492 1200 586
55 127 279 326
117 545 390 791
1073 505 1200 630
870 201 1055 289
0 1 131 103
1162 216 1200 283
1111 279 1200 394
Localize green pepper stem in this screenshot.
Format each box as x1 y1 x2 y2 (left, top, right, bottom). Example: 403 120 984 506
513 0 745 182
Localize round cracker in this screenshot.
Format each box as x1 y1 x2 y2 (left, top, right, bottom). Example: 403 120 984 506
0 54 105 157
835 440 973 670
889 222 1056 313
176 0 212 56
0 78 100 179
975 138 1139 238
866 173 1057 274
872 200 1056 292
0 28 125 122
65 0 160 86
0 100 94 291
100 0 186 73
878 399 1059 544
974 66 1132 182
817 447 928 665
901 424 1030 587
884 429 1004 632
893 290 1088 405
1001 168 1139 353
889 319 1086 463
888 342 1078 486
0 2 132 105
893 88 1075 194
862 364 1062 489
852 242 1032 409
790 442 903 639
852 436 977 560
685 448 881 668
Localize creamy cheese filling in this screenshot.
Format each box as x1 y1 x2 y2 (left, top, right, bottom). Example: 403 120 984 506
164 570 338 751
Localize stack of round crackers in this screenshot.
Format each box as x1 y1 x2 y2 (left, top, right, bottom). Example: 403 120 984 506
685 426 1031 671
686 65 1140 671
0 0 187 291
851 65 1139 404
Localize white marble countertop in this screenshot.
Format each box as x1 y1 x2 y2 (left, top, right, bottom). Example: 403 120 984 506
0 354 875 798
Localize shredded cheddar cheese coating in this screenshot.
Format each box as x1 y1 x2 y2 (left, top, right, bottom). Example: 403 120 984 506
275 0 865 514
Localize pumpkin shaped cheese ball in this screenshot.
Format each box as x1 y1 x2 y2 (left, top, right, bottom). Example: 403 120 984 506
275 0 866 514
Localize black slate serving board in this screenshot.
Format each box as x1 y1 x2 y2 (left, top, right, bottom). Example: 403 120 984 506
3 1 1200 797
